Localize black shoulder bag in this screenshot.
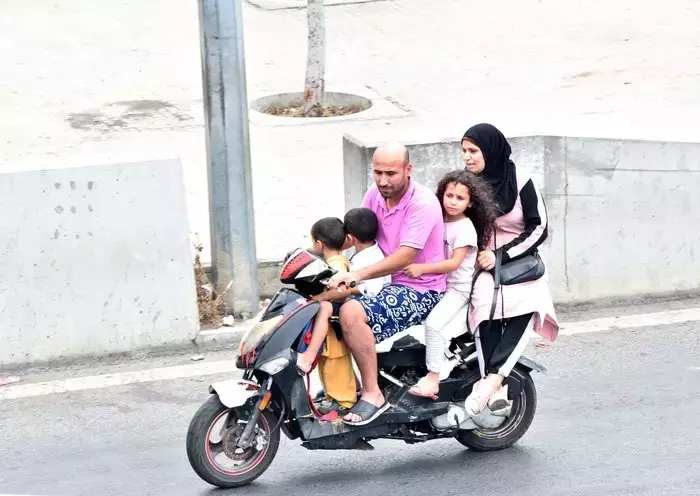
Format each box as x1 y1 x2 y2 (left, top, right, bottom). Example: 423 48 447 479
466 236 545 335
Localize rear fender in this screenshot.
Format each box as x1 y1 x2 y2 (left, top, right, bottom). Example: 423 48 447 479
209 379 259 408
450 353 547 374
516 355 547 373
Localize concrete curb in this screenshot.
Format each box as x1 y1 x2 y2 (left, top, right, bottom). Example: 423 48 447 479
5 295 700 374
0 325 253 374
194 320 254 349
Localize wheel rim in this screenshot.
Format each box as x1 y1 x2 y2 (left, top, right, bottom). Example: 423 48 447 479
204 410 270 476
472 388 527 440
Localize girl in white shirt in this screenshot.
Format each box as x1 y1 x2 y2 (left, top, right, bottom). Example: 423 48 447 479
404 169 499 398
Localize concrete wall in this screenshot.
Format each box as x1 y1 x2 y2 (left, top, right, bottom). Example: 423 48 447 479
0 159 199 368
203 260 282 300
343 134 700 304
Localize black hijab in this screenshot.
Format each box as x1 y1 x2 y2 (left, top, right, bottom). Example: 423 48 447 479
462 123 518 215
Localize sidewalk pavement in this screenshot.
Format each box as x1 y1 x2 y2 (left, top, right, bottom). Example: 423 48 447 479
1 0 699 264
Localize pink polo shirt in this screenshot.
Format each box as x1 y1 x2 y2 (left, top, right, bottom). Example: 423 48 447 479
362 180 447 293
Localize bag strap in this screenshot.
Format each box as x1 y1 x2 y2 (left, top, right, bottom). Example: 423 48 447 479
466 246 503 336
306 373 323 418
493 247 502 288
466 268 481 335
489 248 502 323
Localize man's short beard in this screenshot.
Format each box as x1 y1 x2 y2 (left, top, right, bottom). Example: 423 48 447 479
380 179 408 200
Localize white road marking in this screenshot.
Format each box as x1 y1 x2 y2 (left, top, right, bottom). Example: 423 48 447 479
2 307 700 401
0 360 239 401
557 307 700 336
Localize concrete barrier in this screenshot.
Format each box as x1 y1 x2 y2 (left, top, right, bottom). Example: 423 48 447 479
201 260 283 300
342 134 700 304
0 159 199 368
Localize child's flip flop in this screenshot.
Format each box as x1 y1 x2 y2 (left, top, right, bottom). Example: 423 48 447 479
341 399 390 426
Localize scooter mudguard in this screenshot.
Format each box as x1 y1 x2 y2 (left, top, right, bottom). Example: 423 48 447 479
208 379 259 408
517 355 547 373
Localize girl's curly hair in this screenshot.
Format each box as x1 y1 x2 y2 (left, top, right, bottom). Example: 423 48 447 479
435 169 500 250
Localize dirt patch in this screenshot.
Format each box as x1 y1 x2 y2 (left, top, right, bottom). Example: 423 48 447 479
66 112 128 131
193 244 226 327
262 103 365 118
66 99 193 133
569 70 597 80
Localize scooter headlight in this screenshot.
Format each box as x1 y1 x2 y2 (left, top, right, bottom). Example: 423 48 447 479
258 356 290 375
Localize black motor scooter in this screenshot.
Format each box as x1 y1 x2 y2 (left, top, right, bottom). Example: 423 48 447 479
186 248 546 488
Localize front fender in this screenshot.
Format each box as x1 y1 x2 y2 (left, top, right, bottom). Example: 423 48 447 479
208 379 259 408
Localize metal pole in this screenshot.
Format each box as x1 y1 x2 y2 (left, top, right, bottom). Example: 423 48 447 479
198 0 259 318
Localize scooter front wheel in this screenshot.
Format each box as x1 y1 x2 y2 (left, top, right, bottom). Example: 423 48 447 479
456 367 537 452
186 395 280 488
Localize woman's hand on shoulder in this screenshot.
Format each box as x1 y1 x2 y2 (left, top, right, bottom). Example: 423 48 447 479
477 250 496 270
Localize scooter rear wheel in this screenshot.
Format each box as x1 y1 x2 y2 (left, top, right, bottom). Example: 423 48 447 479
456 367 537 451
186 395 280 488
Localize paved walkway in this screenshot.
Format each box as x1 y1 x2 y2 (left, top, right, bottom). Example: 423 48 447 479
2 0 699 261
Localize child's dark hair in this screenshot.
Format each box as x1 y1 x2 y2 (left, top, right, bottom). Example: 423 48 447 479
343 208 379 243
435 170 499 250
311 217 346 250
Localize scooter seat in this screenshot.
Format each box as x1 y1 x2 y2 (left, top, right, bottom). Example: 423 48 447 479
374 306 470 355
375 325 425 354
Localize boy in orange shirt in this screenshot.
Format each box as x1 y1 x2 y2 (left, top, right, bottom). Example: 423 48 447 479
296 217 357 412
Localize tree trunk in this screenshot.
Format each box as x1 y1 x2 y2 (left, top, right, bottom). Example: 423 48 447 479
302 0 326 117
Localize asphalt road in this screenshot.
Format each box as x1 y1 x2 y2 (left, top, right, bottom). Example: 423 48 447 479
2 323 700 496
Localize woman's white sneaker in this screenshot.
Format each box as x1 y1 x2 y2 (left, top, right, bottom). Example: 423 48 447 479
487 384 512 417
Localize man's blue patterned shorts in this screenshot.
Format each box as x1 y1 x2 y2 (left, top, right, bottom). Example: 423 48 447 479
354 284 443 344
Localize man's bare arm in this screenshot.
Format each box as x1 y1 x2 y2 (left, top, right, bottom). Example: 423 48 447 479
327 246 418 290
355 246 418 281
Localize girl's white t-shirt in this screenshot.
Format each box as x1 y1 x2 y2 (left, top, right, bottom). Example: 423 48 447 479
445 217 478 292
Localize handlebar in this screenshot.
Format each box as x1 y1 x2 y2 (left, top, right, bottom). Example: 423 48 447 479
319 279 358 289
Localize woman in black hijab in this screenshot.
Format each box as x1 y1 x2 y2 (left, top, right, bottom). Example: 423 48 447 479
463 123 519 215
460 123 559 417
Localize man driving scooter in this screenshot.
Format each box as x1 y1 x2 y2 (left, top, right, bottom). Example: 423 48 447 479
327 142 446 426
